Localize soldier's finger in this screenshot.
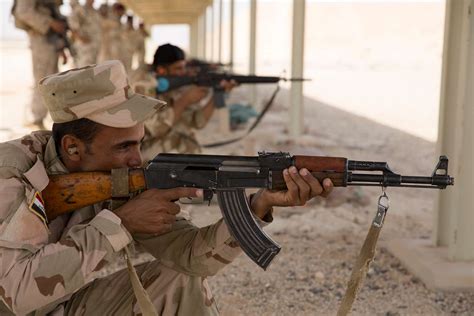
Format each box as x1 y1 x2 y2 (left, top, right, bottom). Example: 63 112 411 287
288 166 311 203
163 202 180 215
299 168 324 197
283 168 299 205
159 187 203 201
158 213 176 225
320 178 334 198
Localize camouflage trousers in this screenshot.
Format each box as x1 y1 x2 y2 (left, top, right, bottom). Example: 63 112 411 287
28 32 58 123
63 260 219 316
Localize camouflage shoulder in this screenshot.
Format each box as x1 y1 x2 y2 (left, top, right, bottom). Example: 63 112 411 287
0 131 51 179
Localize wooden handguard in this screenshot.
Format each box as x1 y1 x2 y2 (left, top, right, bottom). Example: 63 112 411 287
43 169 146 221
294 155 347 172
270 156 348 190
295 155 348 187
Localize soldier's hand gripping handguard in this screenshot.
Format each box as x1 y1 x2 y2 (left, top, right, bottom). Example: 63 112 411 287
42 152 454 270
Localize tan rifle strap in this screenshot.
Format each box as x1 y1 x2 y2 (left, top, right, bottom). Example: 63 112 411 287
337 194 389 316
124 247 158 316
111 168 130 210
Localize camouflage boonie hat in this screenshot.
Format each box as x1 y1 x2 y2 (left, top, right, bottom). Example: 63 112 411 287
38 60 166 128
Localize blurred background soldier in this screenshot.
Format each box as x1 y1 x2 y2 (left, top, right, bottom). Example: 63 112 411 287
12 0 67 129
135 22 149 69
131 44 236 160
97 4 115 62
121 15 136 72
68 0 102 67
109 3 127 68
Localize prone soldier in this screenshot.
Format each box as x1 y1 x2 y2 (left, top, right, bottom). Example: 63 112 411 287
0 61 333 315
131 44 235 161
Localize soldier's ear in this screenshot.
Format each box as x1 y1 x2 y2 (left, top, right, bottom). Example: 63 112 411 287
61 135 83 162
156 66 167 75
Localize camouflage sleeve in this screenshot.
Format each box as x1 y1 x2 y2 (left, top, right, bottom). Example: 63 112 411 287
15 0 53 35
0 179 132 314
143 105 174 139
180 105 207 130
135 218 242 277
135 200 273 278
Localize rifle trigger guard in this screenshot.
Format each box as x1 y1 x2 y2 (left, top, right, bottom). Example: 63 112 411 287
217 188 281 270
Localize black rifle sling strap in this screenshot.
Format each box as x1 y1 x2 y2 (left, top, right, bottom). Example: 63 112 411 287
337 193 389 316
201 85 281 148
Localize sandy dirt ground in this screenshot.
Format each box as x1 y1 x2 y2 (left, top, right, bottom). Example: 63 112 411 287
189 86 474 316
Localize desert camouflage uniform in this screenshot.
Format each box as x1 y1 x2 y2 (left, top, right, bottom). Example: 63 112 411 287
0 130 250 315
68 3 102 67
121 27 137 73
15 0 59 124
109 13 127 70
98 12 116 62
131 69 209 161
135 29 148 68
0 60 266 315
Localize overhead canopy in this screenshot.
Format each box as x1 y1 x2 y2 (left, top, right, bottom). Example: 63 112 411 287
121 0 212 25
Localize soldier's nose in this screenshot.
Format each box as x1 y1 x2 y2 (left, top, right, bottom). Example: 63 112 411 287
128 152 143 168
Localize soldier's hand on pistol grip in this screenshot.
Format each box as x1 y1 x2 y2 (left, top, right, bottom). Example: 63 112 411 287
114 187 203 235
250 166 334 219
219 79 239 92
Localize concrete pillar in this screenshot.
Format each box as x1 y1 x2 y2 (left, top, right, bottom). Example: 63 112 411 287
189 18 199 58
197 13 207 59
290 0 305 138
209 4 214 61
387 0 473 291
249 0 257 107
218 0 223 63
230 0 235 71
435 0 474 260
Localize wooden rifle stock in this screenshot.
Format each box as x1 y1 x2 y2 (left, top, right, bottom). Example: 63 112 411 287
43 169 146 221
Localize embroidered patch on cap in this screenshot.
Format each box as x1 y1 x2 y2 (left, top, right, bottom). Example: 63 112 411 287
29 191 48 224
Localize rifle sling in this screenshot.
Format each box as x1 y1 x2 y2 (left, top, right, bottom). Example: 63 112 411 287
124 247 158 316
111 168 130 210
337 202 388 316
110 169 158 315
202 85 281 148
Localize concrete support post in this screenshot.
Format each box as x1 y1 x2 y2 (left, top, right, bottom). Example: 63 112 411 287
197 13 207 59
435 0 474 260
210 4 214 61
230 0 235 71
249 0 257 107
218 0 223 63
290 0 305 138
217 0 230 134
387 0 473 291
189 18 199 58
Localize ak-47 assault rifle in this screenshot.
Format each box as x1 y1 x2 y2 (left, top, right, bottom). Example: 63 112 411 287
156 72 309 108
42 152 453 270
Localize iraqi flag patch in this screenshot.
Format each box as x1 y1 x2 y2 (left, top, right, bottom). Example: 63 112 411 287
29 191 48 224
